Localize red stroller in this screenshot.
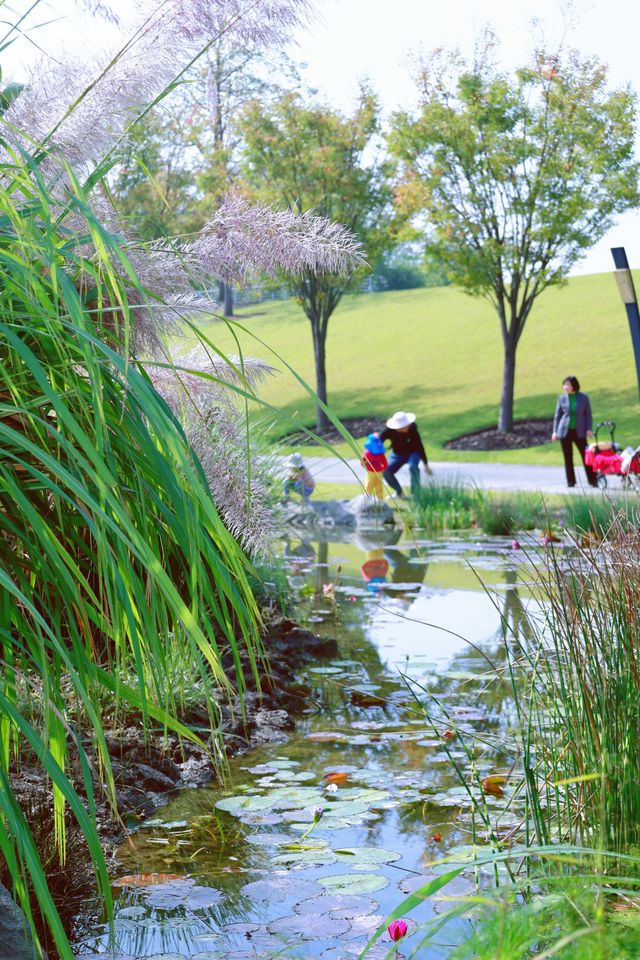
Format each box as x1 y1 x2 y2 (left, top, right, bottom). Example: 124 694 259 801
584 420 640 490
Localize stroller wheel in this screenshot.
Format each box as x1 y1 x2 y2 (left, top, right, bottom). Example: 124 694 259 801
596 475 607 490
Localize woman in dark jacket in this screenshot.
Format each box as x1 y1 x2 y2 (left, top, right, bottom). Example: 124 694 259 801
551 376 596 488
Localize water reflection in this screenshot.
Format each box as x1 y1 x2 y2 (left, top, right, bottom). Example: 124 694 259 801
75 530 545 960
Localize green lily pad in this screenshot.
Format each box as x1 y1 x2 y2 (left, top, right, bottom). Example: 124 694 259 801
240 877 323 902
271 848 338 868
335 847 401 866
267 914 351 939
294 894 379 917
215 795 273 815
318 873 389 895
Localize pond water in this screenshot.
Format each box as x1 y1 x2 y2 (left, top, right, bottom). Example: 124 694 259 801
75 528 547 960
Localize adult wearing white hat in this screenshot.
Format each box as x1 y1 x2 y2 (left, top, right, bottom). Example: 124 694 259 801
378 411 432 499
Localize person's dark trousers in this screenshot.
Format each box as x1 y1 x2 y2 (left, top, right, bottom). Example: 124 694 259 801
383 452 422 496
560 429 596 486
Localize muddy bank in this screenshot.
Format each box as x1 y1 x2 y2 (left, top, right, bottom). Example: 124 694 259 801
4 616 336 954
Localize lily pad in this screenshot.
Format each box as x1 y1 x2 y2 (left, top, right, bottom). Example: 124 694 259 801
267 914 351 939
215 795 273 815
245 832 292 847
294 894 379 917
335 847 401 866
318 873 389 896
240 877 323 902
142 879 223 911
271 848 338 868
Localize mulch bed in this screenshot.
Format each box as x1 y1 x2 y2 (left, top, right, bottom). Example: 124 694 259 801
445 419 554 451
284 416 385 446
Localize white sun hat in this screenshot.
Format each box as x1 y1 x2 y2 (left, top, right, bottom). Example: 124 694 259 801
288 452 304 467
386 411 416 430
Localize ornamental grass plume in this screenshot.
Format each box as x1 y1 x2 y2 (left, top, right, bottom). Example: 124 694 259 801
4 0 313 171
147 346 276 553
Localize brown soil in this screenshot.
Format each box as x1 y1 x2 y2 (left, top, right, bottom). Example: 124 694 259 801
285 416 385 446
445 419 554 451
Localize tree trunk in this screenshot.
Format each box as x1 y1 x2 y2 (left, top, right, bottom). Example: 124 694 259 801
312 320 330 433
498 341 516 432
223 282 234 318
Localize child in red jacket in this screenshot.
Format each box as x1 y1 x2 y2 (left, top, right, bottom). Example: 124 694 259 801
362 433 388 499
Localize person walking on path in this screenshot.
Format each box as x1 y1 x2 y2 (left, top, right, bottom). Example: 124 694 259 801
361 433 388 499
551 376 597 488
378 411 432 499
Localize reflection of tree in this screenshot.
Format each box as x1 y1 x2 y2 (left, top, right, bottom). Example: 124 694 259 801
500 569 535 650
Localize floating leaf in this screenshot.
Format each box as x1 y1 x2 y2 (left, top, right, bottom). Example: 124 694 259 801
216 795 273 815
113 873 186 887
481 775 507 797
294 894 379 918
335 847 401 866
324 771 349 785
319 873 389 895
267 914 351 939
240 877 323 902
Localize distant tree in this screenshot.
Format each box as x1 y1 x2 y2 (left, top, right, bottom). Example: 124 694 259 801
390 43 640 431
239 89 396 431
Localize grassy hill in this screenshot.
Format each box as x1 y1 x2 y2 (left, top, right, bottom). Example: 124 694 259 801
193 271 640 464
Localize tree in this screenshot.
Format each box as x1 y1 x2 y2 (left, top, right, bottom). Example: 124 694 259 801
390 43 640 432
239 88 396 431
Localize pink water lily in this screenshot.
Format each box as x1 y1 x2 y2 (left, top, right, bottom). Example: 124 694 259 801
388 919 408 941
511 539 521 549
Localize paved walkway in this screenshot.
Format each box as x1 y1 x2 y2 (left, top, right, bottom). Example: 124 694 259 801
281 456 603 496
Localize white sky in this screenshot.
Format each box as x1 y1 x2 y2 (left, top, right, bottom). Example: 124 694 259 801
4 0 640 273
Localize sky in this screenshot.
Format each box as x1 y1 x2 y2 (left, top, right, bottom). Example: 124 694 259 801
4 0 640 274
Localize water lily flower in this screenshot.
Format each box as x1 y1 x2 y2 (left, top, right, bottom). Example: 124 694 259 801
511 538 521 549
388 919 408 941
312 806 324 821
322 582 335 597
325 782 339 793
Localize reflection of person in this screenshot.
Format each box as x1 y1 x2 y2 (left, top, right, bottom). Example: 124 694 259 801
384 547 429 588
360 548 389 592
283 453 316 505
361 434 388 499
378 411 432 499
551 376 596 488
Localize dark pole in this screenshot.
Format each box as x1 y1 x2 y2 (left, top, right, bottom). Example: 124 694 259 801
611 247 640 401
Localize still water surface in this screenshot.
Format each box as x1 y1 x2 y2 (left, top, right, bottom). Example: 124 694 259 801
75 529 544 960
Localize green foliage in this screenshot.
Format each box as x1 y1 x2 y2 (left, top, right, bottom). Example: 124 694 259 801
197 275 640 466
390 42 640 431
474 491 546 535
563 492 640 536
238 87 398 429
0 148 263 957
411 476 476 530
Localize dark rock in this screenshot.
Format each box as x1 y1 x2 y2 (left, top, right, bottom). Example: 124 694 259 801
133 763 177 792
0 883 42 960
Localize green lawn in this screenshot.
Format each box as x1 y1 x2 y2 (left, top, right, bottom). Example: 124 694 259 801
192 271 640 464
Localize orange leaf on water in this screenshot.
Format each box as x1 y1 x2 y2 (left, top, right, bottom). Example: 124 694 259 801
482 775 507 797
113 873 186 887
324 771 349 784
431 832 442 842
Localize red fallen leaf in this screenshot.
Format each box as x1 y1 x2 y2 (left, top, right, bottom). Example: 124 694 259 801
482 775 506 797
542 529 561 543
431 832 442 842
113 872 186 887
442 729 455 741
324 771 349 784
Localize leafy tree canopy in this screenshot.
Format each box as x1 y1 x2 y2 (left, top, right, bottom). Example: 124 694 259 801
390 42 640 430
